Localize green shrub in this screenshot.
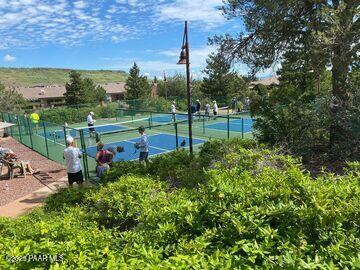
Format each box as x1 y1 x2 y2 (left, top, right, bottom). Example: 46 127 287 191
39 103 119 124
103 149 204 188
44 187 94 212
0 139 359 269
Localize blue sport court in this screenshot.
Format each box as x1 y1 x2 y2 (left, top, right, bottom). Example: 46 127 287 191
86 133 205 162
39 124 127 140
151 114 189 123
205 118 254 133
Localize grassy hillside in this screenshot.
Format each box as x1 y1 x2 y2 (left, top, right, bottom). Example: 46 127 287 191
0 68 127 86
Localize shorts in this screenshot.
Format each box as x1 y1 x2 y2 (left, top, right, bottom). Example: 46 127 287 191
88 123 95 132
139 151 149 162
213 111 218 115
67 170 84 185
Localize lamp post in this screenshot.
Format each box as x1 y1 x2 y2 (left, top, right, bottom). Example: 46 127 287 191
177 21 193 154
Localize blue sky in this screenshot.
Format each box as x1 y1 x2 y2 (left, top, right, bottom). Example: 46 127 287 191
0 0 276 78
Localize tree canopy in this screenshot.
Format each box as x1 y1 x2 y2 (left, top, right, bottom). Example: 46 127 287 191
213 0 359 160
201 52 249 100
0 83 26 113
64 71 106 105
124 63 151 99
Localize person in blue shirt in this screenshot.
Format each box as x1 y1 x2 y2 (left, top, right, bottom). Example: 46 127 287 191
135 126 149 163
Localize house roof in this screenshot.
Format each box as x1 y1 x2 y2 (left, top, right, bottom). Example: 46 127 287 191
250 76 279 86
15 82 126 100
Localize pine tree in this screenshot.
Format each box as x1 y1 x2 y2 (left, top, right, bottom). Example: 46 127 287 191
64 71 107 105
125 63 151 99
64 71 84 105
201 52 248 99
201 52 231 98
213 0 359 154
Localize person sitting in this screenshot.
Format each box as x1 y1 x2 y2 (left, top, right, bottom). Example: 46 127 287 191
3 152 39 175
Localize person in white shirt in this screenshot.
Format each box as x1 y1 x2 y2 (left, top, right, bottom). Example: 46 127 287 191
170 101 176 121
134 126 149 164
213 100 218 117
205 102 211 119
63 136 83 187
245 97 251 111
87 112 96 138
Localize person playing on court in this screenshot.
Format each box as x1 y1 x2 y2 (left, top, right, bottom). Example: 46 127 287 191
195 99 201 114
170 101 176 122
95 142 111 177
205 102 211 119
29 110 40 133
213 100 218 118
134 126 149 164
63 136 83 187
87 111 96 138
245 97 251 111
231 98 237 113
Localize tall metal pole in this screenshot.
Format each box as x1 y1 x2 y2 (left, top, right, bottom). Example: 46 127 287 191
184 21 193 154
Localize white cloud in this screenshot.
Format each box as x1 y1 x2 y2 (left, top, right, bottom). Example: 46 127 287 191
101 45 217 75
4 54 16 62
74 1 86 9
156 0 225 28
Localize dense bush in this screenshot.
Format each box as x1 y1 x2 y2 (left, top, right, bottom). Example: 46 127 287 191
39 102 119 124
0 139 359 269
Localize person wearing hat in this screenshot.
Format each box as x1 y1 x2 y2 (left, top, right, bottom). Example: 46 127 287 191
195 99 201 114
213 100 218 118
134 126 149 163
63 136 83 187
87 111 96 138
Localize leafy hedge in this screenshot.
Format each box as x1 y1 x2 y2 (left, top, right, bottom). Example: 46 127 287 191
0 139 359 269
39 102 119 124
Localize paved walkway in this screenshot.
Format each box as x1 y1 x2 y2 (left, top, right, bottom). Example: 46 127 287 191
0 177 69 218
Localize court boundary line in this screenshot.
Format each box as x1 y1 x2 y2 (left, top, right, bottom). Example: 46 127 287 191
85 133 206 160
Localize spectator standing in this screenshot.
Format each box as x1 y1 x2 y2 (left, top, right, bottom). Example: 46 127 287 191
205 102 211 119
63 136 83 187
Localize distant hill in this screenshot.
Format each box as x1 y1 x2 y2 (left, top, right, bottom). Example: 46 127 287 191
0 68 127 87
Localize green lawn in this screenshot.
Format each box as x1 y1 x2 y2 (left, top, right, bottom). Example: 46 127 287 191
0 68 127 86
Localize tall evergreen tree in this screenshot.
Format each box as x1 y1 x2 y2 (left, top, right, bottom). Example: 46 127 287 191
212 0 359 154
201 52 232 98
64 71 84 105
64 71 107 105
125 63 151 99
201 52 248 99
